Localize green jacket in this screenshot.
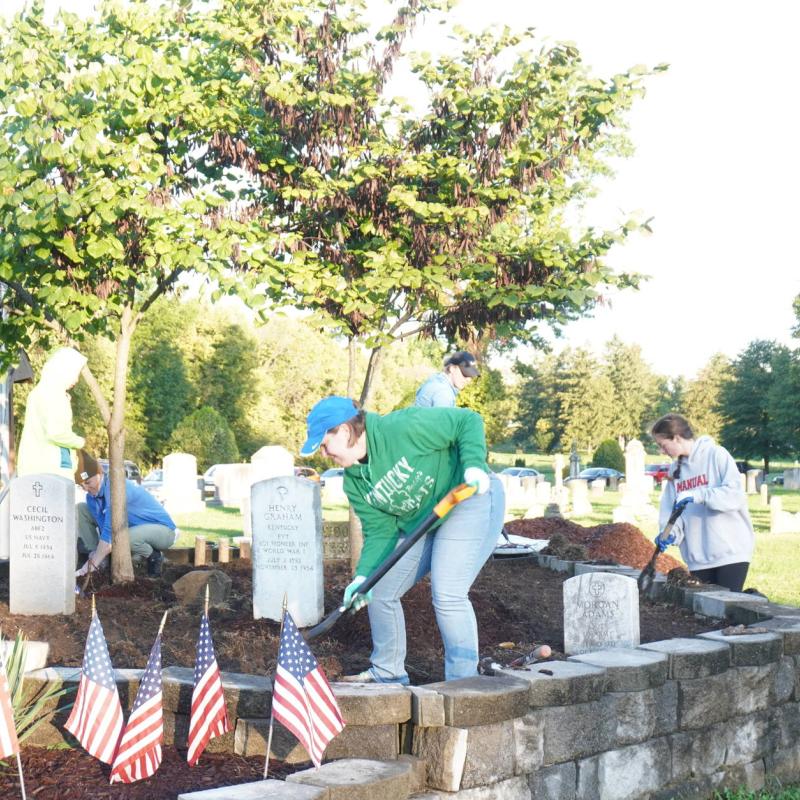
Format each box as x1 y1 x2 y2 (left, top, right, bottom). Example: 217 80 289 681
17 347 86 480
344 407 488 576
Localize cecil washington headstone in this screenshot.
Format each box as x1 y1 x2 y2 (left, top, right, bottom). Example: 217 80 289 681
10 474 76 615
251 475 323 626
563 572 639 655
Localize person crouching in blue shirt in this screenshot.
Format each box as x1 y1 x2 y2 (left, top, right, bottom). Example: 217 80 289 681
74 449 177 577
415 351 480 408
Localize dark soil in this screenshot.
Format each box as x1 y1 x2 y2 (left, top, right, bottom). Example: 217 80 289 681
0 518 728 798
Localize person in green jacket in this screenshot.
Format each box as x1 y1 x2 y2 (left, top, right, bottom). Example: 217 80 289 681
17 347 87 480
300 396 505 684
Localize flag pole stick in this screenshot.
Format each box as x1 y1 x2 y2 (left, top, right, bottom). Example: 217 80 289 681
158 610 168 636
263 594 288 779
15 751 26 800
204 584 209 618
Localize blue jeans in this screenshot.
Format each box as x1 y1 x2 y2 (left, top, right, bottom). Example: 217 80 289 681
365 475 505 684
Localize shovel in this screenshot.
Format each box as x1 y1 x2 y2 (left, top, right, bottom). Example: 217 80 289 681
305 482 477 640
637 502 687 595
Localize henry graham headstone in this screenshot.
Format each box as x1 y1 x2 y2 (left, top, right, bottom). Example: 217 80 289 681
10 474 76 615
251 475 323 627
563 572 639 655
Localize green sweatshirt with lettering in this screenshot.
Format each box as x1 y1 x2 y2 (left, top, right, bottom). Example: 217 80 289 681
343 406 489 576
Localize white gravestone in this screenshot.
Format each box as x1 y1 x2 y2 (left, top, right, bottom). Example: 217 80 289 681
244 447 295 536
10 474 76 615
569 479 592 516
251 476 324 626
563 572 640 655
535 480 552 504
745 469 763 494
553 454 564 492
590 479 605 496
215 463 253 508
163 452 204 514
760 483 769 507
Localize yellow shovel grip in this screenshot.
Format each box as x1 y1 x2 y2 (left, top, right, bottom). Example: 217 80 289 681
433 483 477 518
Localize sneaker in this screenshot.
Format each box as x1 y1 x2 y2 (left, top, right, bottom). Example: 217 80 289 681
339 670 376 683
146 550 163 577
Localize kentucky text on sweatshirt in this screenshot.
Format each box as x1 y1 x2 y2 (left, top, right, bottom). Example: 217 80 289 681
343 407 488 576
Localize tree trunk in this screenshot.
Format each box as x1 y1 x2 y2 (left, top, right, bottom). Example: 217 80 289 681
359 345 384 408
346 337 357 398
109 307 135 583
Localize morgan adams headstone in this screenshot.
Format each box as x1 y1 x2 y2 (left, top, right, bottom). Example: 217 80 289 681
10 474 76 615
251 475 323 627
563 572 639 655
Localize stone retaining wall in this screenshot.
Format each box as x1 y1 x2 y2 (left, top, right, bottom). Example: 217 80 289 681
22 555 800 800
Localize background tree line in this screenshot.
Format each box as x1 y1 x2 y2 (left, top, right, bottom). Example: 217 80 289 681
15 300 800 474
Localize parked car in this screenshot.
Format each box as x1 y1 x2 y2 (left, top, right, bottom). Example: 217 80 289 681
295 466 320 482
770 474 785 486
97 458 142 484
567 467 624 486
499 467 542 483
645 463 671 485
141 468 165 502
202 464 220 498
320 467 344 488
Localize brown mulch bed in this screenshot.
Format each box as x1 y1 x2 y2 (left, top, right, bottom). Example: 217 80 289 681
0 517 730 798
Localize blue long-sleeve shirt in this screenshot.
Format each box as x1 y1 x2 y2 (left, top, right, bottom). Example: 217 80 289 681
415 372 458 408
86 477 175 543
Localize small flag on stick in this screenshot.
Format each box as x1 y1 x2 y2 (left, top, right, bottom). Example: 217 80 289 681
109 613 167 784
271 610 344 767
64 601 123 764
186 602 230 766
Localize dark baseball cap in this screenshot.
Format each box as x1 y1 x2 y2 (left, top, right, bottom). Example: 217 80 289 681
74 449 101 484
444 351 479 378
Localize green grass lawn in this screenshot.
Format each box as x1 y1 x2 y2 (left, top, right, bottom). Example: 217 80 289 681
173 469 800 607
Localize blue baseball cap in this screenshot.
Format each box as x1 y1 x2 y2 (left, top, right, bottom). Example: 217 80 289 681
300 396 359 456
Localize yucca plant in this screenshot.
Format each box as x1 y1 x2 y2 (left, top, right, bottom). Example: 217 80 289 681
2 631 74 747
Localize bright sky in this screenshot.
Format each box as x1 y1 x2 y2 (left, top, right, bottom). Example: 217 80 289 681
4 0 799 379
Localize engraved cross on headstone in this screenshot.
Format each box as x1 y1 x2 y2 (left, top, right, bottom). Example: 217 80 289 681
32 481 43 497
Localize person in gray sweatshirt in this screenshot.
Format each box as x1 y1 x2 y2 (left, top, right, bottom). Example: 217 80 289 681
651 413 755 592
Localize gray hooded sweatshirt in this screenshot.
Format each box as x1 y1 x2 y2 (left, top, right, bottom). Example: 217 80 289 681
659 435 755 571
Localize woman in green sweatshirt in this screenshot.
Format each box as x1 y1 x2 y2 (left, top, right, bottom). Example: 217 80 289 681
300 396 505 684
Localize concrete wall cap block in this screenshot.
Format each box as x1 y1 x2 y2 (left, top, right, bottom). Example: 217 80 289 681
409 685 446 727
423 675 530 727
753 618 800 656
638 637 731 678
697 630 783 666
329 682 412 725
287 758 412 800
460 720 515 789
567 648 668 692
495 659 608 707
692 590 770 620
412 724 468 791
178 780 328 799
163 666 272 718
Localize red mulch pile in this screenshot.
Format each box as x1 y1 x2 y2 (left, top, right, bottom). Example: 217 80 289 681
0 516 726 798
505 517 684 574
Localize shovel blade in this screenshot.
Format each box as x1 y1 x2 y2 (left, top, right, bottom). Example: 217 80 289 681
305 605 346 641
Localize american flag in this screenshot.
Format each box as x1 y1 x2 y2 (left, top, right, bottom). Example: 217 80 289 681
0 658 19 760
64 611 123 764
109 633 163 784
271 610 344 767
186 613 230 766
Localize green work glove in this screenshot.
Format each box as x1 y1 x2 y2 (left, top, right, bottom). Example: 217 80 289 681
343 575 372 612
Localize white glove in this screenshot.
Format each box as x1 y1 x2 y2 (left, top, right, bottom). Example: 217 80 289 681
343 575 372 611
676 489 702 505
464 467 490 495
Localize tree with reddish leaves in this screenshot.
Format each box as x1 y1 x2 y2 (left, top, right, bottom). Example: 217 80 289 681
205 0 663 403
